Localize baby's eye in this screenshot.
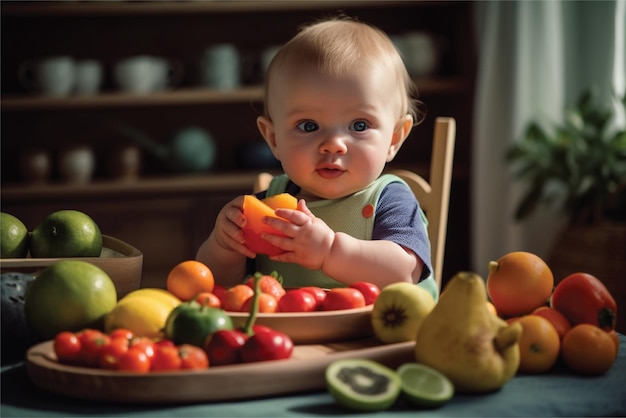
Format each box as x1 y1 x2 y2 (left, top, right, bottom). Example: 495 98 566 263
296 121 319 132
349 120 369 132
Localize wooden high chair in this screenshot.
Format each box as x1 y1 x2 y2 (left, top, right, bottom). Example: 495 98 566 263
253 117 456 289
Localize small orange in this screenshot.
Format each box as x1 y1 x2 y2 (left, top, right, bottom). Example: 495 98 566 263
561 324 617 375
194 292 221 308
608 330 620 359
241 293 278 313
166 260 215 301
222 284 254 312
531 306 572 340
516 315 560 374
486 251 554 317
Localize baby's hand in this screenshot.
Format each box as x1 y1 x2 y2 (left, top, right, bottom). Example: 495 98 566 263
213 195 256 259
261 199 334 270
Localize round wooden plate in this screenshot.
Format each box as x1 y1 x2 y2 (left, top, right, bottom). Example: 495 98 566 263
227 305 374 344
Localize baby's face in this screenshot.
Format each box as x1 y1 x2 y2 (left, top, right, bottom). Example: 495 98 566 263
262 64 407 201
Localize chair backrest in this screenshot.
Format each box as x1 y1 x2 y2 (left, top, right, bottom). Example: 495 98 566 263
253 117 456 289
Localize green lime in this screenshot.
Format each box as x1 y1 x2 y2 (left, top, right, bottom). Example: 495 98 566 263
30 210 102 258
1 212 30 258
24 260 117 339
397 362 454 408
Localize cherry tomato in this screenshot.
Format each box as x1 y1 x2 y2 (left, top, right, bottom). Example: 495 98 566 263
277 289 317 312
299 286 327 310
321 288 365 311
154 339 176 348
551 272 618 330
53 332 81 364
78 329 111 366
129 337 156 359
99 337 129 370
349 282 381 305
195 292 221 308
109 328 134 341
178 344 209 370
118 347 151 373
204 329 248 366
151 345 182 371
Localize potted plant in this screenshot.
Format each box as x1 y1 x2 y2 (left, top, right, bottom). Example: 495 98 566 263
506 88 626 226
506 88 626 332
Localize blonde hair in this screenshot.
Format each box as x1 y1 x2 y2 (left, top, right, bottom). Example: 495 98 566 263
263 17 425 124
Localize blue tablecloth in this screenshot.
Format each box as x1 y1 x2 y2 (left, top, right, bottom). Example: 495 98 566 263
2 334 626 417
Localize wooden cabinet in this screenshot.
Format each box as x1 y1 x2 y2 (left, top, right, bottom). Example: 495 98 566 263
1 1 476 288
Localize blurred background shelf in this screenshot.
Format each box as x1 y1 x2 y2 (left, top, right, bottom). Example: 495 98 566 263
1 0 476 289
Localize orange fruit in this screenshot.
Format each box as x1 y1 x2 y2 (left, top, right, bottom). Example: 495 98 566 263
608 330 620 359
195 292 221 308
561 324 616 375
166 260 215 301
531 306 571 340
516 315 560 374
222 284 254 312
486 251 554 317
241 293 278 313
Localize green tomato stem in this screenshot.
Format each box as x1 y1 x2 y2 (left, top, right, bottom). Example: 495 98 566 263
243 272 262 335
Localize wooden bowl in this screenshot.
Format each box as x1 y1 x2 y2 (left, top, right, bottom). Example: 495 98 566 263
0 235 143 298
227 305 374 344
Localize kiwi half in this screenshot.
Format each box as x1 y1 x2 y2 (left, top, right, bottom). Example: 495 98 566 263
325 358 401 411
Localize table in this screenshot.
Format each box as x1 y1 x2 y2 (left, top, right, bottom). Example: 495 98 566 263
2 334 625 417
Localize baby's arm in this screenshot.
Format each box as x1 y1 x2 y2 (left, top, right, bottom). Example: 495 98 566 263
263 200 423 288
196 195 256 288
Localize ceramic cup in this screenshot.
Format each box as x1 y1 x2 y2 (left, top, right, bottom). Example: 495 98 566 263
114 55 183 93
108 144 142 180
75 59 103 95
18 55 76 97
201 44 241 89
19 149 52 183
58 146 96 184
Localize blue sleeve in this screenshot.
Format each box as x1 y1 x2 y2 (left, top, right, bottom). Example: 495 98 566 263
373 182 433 282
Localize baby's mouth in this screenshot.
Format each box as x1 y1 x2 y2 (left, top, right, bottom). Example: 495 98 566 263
316 164 345 179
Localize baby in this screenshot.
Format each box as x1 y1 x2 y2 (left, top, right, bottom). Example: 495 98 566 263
197 17 437 299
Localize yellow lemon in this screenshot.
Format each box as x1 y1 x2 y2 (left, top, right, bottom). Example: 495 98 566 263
122 288 181 309
104 295 174 339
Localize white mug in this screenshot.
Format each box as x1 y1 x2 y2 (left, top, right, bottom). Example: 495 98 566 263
114 55 182 93
75 59 103 95
59 146 96 184
201 44 240 90
18 55 76 97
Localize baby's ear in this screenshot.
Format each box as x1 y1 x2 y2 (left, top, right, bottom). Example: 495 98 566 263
387 114 413 161
257 116 279 158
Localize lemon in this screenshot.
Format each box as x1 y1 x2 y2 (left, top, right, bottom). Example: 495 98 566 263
397 363 454 408
122 288 181 309
24 260 117 340
1 212 30 258
105 295 175 339
30 210 102 258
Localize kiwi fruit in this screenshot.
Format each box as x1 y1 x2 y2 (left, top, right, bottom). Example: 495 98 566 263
325 358 401 411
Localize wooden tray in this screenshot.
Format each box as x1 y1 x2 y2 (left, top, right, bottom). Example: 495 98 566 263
27 338 415 404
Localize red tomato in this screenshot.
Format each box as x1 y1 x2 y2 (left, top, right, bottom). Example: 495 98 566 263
551 272 617 330
53 332 81 364
349 282 381 305
212 284 227 305
118 347 151 373
99 337 129 370
129 337 156 359
321 288 365 311
277 289 317 312
178 344 209 370
151 345 182 371
240 330 293 363
299 286 327 310
109 328 134 341
78 329 111 366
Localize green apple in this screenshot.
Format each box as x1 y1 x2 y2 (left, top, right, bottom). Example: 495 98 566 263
371 282 435 344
